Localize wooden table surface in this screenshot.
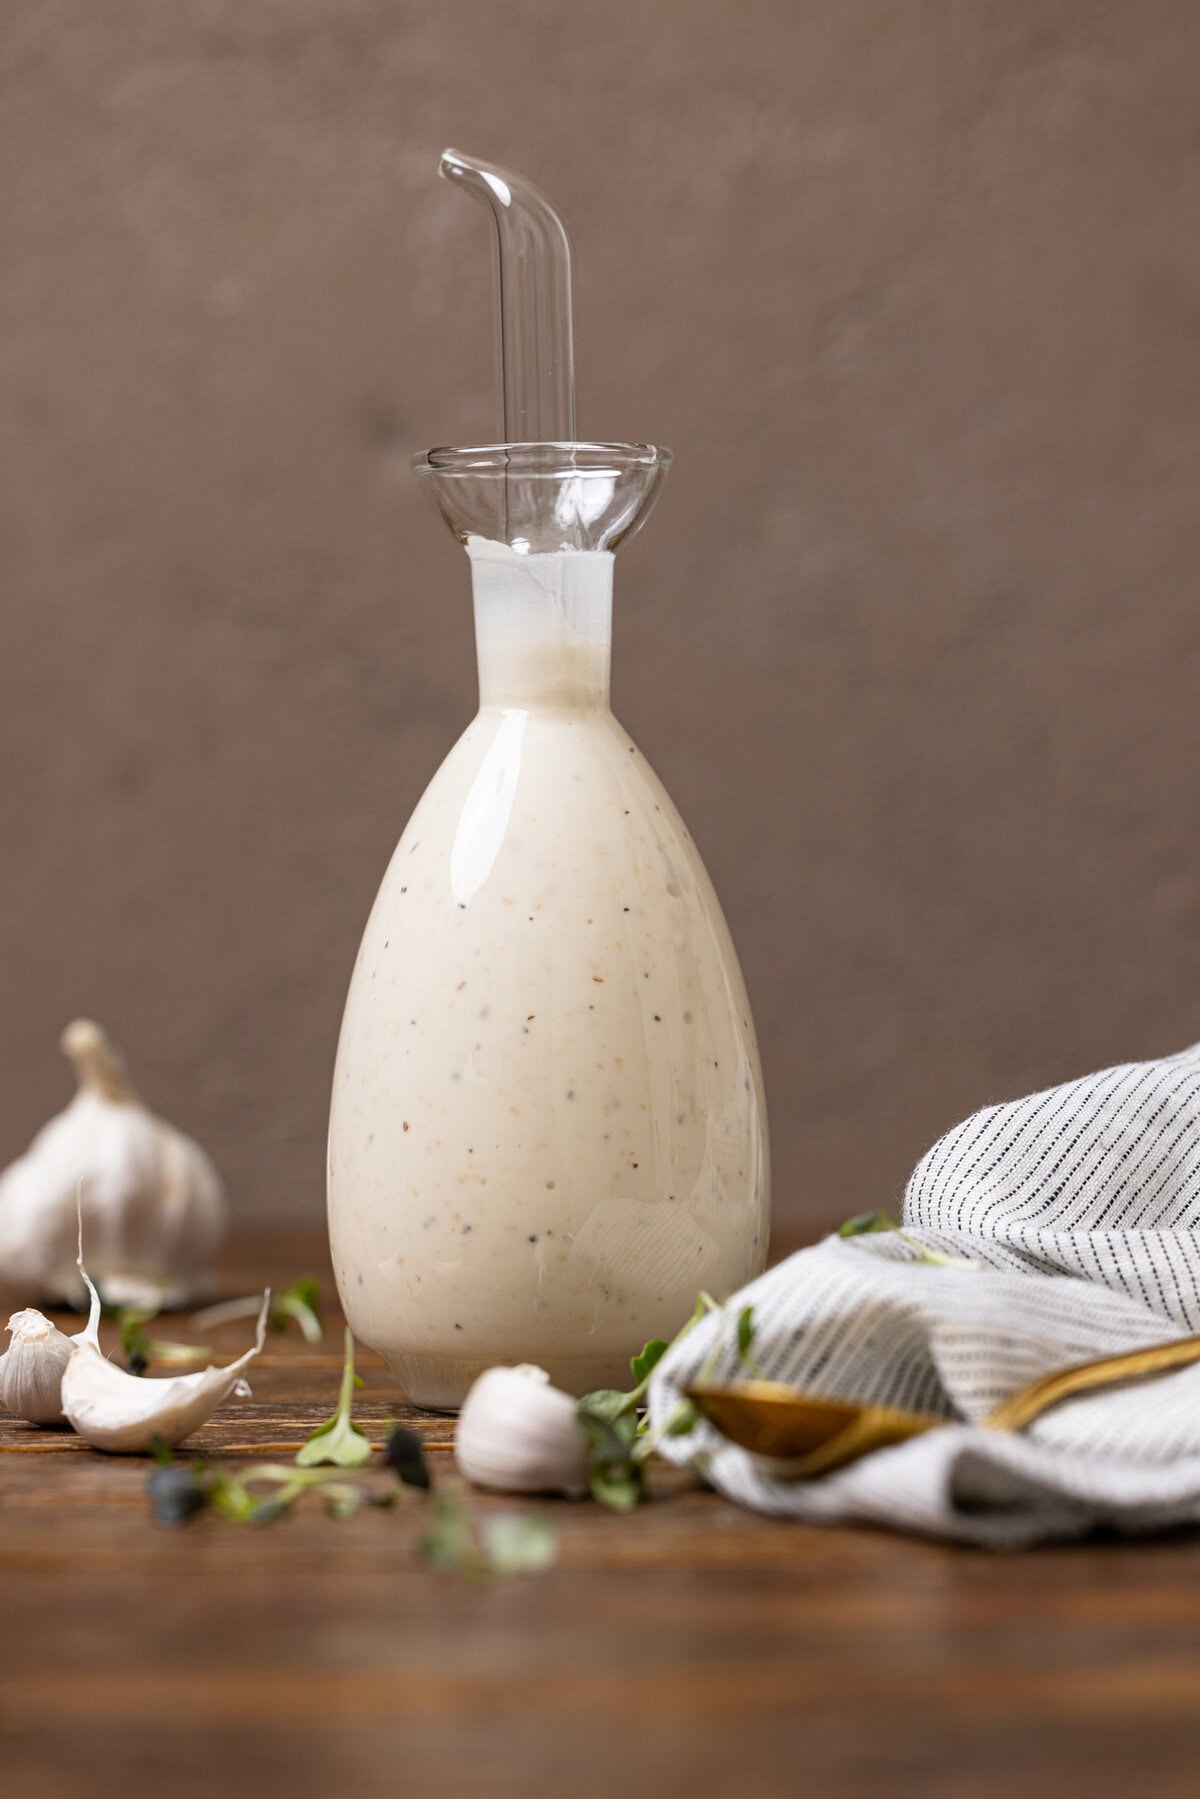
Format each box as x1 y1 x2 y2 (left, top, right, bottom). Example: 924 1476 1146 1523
4 1228 1200 1799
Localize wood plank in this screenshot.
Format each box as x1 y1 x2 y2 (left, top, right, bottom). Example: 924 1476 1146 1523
3 1229 1200 1798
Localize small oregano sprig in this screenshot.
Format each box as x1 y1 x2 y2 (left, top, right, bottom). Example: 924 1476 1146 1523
295 1327 372 1467
838 1210 984 1271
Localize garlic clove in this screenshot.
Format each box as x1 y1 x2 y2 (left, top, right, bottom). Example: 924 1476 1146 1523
59 1246 270 1454
455 1364 589 1498
0 1021 227 1309
0 1309 77 1425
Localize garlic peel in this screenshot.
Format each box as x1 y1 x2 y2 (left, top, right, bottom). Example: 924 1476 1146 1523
0 1020 227 1308
455 1364 589 1498
60 1249 270 1453
0 1309 77 1425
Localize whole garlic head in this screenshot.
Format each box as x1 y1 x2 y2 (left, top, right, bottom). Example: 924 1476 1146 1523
455 1364 589 1498
0 1020 227 1309
0 1309 76 1425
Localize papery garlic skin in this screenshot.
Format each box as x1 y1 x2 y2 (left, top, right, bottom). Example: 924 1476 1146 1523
61 1271 269 1455
455 1364 589 1498
0 1309 76 1425
0 1020 227 1309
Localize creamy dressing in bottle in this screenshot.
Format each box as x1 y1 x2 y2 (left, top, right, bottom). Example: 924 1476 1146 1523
328 539 769 1406
327 150 770 1408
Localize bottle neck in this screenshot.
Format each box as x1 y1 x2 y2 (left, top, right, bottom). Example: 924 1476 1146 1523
467 536 613 710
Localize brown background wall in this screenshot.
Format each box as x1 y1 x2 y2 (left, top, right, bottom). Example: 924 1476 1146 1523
3 1 1199 1231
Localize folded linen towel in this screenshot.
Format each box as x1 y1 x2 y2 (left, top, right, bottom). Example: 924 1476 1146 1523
648 1041 1200 1545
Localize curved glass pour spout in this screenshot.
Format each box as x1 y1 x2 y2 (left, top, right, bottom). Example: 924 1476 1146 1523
441 148 575 444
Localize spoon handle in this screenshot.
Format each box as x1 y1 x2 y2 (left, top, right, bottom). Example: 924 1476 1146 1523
984 1334 1200 1432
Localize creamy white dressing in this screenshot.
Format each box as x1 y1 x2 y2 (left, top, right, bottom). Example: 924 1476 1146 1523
327 539 769 1408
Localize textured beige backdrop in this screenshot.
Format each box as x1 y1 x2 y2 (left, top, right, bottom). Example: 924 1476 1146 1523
2 2 1199 1231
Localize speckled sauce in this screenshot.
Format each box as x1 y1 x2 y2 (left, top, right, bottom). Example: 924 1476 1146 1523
328 538 770 1408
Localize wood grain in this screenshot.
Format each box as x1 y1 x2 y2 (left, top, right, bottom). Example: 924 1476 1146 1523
3 1230 1200 1799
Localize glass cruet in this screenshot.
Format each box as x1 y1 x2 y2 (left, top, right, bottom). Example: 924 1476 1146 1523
327 151 770 1409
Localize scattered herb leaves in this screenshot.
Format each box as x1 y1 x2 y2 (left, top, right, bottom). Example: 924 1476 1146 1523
145 1455 384 1529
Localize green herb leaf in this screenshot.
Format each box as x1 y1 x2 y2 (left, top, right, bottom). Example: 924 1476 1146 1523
576 1388 628 1426
418 1495 481 1574
296 1328 373 1468
417 1496 557 1578
576 1406 645 1512
119 1308 154 1376
480 1513 557 1574
736 1306 755 1358
272 1277 324 1344
630 1338 668 1385
664 1400 699 1437
838 1209 902 1238
837 1208 984 1270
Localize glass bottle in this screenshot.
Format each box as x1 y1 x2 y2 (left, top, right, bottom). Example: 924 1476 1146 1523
327 155 770 1408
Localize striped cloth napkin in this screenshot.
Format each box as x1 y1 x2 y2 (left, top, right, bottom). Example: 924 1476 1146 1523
648 1042 1200 1546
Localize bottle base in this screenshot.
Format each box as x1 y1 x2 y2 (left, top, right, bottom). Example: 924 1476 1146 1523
383 1346 640 1413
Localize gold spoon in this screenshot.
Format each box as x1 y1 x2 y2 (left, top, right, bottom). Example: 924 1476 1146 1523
686 1333 1200 1479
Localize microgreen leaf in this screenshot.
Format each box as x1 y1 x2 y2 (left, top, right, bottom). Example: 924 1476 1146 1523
383 1424 432 1491
664 1400 699 1437
837 1208 984 1270
118 1306 211 1374
576 1388 628 1426
576 1406 644 1512
272 1277 324 1344
418 1495 481 1574
119 1308 153 1376
480 1513 557 1575
838 1209 902 1238
416 1496 557 1578
191 1276 324 1343
736 1306 755 1359
630 1339 668 1385
296 1328 373 1468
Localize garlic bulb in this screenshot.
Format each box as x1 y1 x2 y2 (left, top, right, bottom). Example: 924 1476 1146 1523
0 1309 77 1425
0 1020 227 1308
455 1364 589 1497
60 1252 268 1454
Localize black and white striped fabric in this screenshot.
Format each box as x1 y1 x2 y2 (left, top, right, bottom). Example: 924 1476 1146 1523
648 1044 1200 1545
